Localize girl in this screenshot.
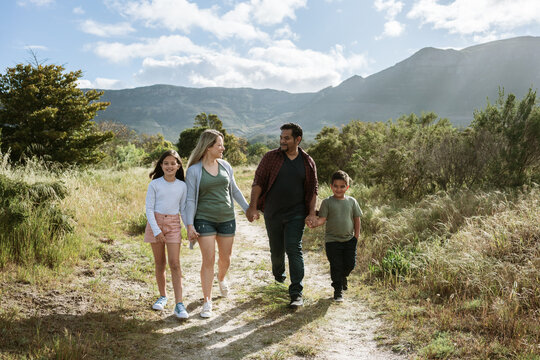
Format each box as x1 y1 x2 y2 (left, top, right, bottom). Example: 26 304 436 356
185 129 249 318
145 149 189 319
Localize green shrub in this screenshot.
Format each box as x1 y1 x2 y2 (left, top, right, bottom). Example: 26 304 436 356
0 173 74 268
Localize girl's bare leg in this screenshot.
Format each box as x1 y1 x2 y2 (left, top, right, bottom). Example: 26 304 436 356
151 242 167 297
166 243 183 303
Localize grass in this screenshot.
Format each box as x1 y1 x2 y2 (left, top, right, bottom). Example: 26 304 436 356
304 181 540 358
1 159 538 359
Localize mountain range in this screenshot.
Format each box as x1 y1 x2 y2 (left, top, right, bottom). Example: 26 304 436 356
94 36 540 141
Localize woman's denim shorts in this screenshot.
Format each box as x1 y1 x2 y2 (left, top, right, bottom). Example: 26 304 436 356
194 218 236 237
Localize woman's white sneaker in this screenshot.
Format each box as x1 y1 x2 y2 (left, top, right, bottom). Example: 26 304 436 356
200 300 213 318
219 280 229 297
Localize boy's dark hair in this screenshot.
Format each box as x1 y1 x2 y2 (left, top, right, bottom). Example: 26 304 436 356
280 123 303 139
331 170 350 186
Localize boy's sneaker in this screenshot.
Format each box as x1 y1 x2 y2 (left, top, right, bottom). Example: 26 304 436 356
152 296 168 311
334 294 344 302
219 280 229 297
289 296 303 307
200 300 213 318
342 277 348 291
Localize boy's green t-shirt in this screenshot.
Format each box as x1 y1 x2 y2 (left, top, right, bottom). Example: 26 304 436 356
319 195 362 243
195 164 235 222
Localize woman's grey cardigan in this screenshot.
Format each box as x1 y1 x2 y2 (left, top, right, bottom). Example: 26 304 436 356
185 159 249 226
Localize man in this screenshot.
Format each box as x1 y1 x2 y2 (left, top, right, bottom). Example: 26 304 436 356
246 123 318 307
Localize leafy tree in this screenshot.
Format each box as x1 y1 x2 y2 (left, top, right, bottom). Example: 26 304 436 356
472 89 540 186
194 112 224 130
177 126 208 158
136 133 174 165
0 63 112 164
224 133 247 166
177 112 248 165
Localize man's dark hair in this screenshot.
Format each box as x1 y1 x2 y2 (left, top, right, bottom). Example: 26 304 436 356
331 170 350 186
280 123 303 139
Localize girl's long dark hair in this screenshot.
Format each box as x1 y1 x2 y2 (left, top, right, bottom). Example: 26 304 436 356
149 150 185 181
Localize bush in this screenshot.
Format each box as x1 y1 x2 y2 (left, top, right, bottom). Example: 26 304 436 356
0 172 74 268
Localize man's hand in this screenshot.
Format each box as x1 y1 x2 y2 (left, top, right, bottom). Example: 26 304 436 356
246 206 260 222
305 214 317 228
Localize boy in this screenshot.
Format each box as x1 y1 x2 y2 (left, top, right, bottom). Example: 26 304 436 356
309 170 362 302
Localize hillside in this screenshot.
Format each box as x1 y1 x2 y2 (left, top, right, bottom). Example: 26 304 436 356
94 36 540 140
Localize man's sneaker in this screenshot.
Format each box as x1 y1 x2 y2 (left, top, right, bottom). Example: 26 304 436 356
152 296 168 311
334 294 344 302
219 280 229 297
200 300 213 318
289 296 303 307
342 277 348 291
174 302 189 319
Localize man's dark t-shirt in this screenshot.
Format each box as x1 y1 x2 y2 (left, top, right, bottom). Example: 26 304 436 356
263 153 306 220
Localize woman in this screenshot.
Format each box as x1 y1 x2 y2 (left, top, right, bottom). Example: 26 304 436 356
185 129 249 318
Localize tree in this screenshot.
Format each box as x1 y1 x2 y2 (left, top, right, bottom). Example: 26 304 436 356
194 112 224 130
472 89 540 186
177 126 208 158
0 63 113 164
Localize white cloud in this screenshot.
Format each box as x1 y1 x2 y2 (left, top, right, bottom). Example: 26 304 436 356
119 0 267 41
378 20 405 38
73 6 85 15
374 0 405 39
131 39 368 92
408 0 540 37
89 35 205 62
24 45 48 50
250 0 307 26
80 20 135 37
115 0 305 41
76 78 123 89
273 24 299 40
374 0 404 19
17 0 54 6
76 79 93 88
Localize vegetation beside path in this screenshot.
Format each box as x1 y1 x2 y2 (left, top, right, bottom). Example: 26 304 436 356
0 163 538 359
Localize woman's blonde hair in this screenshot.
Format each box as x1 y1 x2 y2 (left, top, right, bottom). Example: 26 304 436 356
187 129 224 168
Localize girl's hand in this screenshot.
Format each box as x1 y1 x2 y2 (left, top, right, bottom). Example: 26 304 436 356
155 232 166 243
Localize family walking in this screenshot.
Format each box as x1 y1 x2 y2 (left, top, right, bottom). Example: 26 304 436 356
144 123 362 319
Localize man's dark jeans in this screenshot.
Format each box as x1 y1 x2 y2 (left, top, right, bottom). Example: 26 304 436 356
264 215 305 299
325 236 358 295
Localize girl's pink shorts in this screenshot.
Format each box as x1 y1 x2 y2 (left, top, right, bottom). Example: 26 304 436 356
144 212 182 244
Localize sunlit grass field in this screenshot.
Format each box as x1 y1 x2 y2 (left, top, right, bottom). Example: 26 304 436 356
1 157 538 359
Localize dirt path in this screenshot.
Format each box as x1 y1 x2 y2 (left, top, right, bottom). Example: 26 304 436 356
0 213 407 359
150 215 406 360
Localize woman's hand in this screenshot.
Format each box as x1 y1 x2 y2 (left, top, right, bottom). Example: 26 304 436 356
187 225 200 241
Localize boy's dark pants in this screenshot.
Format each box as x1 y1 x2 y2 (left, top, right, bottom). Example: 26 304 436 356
325 236 358 295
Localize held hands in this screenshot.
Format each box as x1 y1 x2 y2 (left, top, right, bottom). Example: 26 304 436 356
187 225 200 241
305 214 318 229
246 206 260 222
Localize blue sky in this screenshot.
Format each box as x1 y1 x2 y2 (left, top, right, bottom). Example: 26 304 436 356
2 0 540 93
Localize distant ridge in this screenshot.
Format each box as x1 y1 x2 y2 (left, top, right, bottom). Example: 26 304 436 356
94 36 540 141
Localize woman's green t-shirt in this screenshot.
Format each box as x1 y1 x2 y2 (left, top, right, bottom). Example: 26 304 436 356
195 164 235 222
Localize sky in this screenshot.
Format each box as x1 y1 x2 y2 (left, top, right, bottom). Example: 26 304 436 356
2 0 540 93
